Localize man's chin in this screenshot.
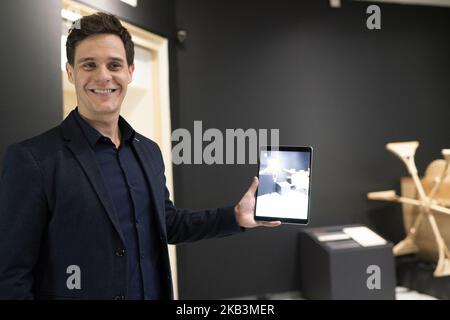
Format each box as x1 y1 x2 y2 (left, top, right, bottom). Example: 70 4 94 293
86 104 121 116
99 105 121 115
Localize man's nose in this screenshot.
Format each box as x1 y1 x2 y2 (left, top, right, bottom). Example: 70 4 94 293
94 65 112 81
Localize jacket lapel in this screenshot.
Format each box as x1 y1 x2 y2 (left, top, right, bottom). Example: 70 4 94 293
60 111 125 244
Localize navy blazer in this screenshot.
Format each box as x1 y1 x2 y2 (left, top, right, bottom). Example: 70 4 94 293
0 110 241 300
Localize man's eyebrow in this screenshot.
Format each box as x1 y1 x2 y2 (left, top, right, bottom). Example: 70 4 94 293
109 57 125 63
76 57 126 64
76 57 95 64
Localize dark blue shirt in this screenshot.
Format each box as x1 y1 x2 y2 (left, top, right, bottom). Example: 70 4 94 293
74 109 163 300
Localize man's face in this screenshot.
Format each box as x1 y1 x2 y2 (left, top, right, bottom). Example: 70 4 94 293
66 34 134 118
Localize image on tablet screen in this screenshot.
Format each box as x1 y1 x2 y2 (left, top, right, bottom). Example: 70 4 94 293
256 149 311 220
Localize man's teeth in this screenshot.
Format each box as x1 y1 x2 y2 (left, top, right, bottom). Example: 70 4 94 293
92 89 116 93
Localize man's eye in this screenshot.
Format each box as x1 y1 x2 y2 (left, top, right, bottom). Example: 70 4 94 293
82 63 95 69
109 63 122 70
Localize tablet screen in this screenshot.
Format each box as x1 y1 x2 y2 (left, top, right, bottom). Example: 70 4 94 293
254 146 312 225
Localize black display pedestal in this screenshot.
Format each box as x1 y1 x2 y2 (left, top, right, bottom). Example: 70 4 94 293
300 224 396 300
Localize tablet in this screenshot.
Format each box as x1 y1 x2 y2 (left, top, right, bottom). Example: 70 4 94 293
254 146 313 225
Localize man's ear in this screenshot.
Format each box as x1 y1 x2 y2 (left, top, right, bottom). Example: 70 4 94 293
66 62 75 84
128 64 135 83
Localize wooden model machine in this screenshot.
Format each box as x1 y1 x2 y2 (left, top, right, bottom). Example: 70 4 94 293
367 141 450 277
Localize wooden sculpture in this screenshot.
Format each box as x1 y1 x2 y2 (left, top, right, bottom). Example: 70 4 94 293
367 141 450 277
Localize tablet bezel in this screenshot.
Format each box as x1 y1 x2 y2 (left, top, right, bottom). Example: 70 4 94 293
254 145 313 225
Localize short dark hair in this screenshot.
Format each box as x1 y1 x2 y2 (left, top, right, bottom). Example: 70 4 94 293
66 12 134 66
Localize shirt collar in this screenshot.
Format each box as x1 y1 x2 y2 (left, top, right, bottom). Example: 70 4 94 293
73 107 135 148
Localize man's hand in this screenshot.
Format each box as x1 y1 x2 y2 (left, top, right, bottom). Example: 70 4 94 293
234 176 282 228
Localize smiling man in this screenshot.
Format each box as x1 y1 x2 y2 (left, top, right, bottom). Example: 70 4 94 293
0 13 280 300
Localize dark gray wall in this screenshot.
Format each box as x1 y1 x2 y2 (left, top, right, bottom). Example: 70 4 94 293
0 0 63 167
173 0 450 299
77 0 174 37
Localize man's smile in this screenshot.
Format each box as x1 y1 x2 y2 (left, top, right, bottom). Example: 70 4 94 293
87 88 120 96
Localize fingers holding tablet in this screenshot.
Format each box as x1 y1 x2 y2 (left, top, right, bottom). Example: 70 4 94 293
234 176 282 229
258 220 282 227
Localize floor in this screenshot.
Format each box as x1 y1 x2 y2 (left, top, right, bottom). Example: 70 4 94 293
233 287 439 300
395 286 438 300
